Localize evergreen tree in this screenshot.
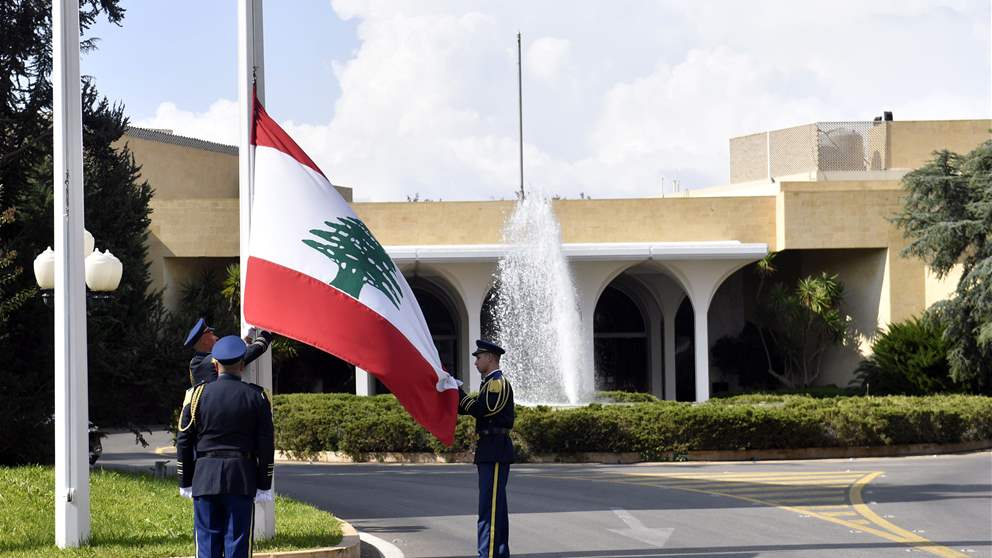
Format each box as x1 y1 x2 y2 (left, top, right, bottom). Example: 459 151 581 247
895 141 992 393
1 1 186 463
0 203 36 334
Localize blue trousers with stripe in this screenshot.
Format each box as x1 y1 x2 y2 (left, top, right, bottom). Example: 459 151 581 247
477 462 510 558
193 494 254 558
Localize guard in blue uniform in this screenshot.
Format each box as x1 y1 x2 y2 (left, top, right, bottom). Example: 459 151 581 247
184 317 274 385
176 335 275 558
458 339 515 558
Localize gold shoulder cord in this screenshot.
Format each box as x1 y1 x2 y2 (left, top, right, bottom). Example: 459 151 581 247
484 379 509 416
262 387 274 413
177 384 206 432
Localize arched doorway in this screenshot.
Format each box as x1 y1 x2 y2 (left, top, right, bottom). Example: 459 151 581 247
594 285 649 392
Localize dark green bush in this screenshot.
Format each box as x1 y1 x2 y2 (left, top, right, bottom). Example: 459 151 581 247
273 393 992 461
854 316 955 395
339 413 433 455
594 391 660 403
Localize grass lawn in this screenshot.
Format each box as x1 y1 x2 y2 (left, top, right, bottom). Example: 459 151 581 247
0 465 342 557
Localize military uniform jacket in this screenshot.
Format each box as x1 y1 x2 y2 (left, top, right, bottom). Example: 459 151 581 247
188 331 273 386
176 374 275 497
457 370 515 464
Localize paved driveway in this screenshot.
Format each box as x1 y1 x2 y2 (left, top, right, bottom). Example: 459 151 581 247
101 433 991 557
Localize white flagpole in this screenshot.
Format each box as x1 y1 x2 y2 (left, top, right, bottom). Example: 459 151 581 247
52 0 90 547
238 0 275 540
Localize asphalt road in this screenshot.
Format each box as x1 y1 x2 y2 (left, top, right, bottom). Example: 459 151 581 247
275 453 992 558
101 433 992 557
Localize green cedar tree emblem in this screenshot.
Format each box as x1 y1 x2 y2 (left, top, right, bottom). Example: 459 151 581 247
303 216 403 309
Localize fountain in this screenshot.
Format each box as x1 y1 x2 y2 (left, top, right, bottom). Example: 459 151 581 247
489 193 592 405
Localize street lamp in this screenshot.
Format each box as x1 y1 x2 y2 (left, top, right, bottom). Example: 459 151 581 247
33 229 123 302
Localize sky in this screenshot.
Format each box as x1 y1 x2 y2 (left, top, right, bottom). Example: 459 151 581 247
82 0 991 202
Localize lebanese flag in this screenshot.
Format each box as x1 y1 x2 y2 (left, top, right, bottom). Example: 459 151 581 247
244 97 459 445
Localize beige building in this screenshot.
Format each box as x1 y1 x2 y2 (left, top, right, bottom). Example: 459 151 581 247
121 119 991 401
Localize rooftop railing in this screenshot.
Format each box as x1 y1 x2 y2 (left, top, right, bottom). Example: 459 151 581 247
730 121 890 183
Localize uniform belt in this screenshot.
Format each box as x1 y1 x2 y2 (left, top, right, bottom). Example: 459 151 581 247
200 450 254 459
478 428 510 436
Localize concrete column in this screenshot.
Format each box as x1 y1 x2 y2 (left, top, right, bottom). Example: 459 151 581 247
692 299 710 402
663 311 677 400
354 367 376 396
648 310 663 399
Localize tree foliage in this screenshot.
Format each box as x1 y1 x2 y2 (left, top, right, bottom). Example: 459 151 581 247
737 253 852 389
853 316 955 395
0 1 189 463
0 203 36 335
895 141 992 392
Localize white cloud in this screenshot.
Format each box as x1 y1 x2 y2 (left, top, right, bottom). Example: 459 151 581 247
134 99 239 146
134 0 991 201
526 37 571 82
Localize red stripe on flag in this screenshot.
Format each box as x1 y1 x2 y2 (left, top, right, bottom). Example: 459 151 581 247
251 95 326 178
244 256 458 445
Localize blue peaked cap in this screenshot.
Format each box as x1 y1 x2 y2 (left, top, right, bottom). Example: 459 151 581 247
472 339 505 356
183 318 212 348
212 335 247 365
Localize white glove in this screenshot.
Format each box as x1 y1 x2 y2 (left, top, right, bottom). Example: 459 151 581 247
254 488 274 502
436 372 463 391
179 486 193 499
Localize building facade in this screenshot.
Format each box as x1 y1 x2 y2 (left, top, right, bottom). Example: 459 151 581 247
121 119 991 401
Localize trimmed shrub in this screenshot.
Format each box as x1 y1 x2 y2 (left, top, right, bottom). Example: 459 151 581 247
339 413 433 455
272 393 992 461
594 391 660 403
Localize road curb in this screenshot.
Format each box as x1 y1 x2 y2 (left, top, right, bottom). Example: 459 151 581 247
359 532 405 558
273 439 991 464
157 440 991 464
173 519 360 558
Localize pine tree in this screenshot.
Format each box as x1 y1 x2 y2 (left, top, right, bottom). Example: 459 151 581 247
0 1 187 463
895 141 992 393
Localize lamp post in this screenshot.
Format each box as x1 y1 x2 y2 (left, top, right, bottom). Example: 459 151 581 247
31 227 122 548
33 229 124 305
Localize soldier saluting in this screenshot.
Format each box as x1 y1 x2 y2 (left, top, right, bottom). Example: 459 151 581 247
458 339 515 558
183 317 274 385
177 335 275 558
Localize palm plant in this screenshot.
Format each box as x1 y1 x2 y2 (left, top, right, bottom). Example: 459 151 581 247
751 257 851 388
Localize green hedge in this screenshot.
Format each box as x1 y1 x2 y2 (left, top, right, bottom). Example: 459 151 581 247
273 393 992 461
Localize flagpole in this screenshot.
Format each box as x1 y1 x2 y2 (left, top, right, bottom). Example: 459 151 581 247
517 32 525 200
52 0 90 547
238 0 275 540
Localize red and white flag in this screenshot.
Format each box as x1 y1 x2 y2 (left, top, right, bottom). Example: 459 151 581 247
244 97 459 445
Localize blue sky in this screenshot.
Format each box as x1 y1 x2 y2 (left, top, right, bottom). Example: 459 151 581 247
79 1 991 202
83 1 358 125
